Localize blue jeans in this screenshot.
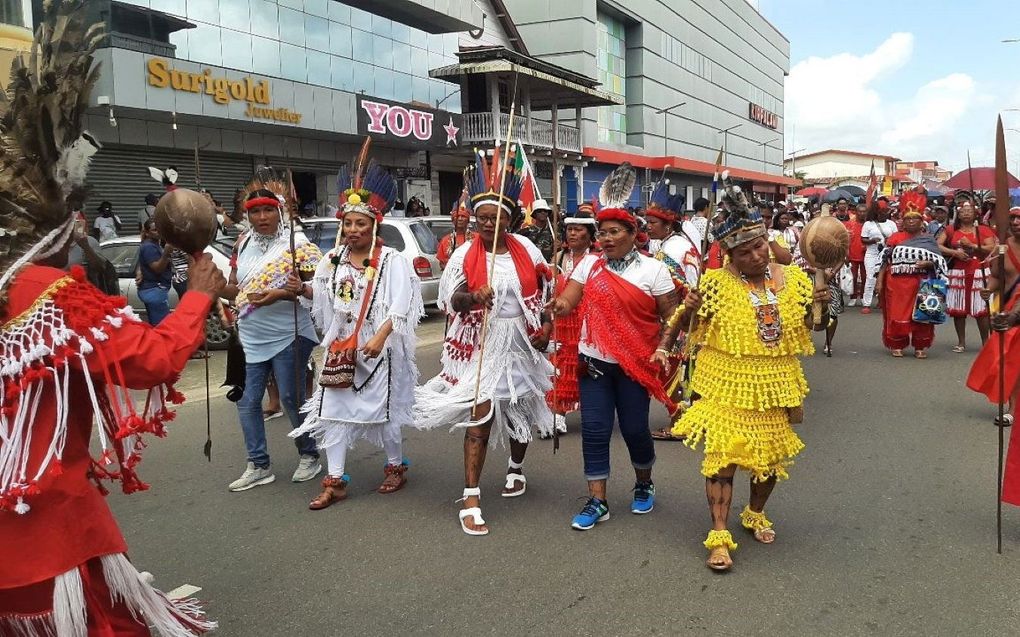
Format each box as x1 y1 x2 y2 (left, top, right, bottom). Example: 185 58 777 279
578 355 656 481
237 336 318 468
138 285 170 326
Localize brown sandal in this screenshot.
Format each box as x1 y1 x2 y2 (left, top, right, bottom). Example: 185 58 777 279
703 530 737 572
650 427 686 441
309 475 348 510
378 463 408 494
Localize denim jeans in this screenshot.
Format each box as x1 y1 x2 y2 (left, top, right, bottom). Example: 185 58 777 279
237 336 318 468
138 285 170 326
172 280 188 301
578 354 656 481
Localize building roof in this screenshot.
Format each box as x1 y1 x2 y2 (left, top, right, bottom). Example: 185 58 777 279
787 149 901 163
586 147 801 188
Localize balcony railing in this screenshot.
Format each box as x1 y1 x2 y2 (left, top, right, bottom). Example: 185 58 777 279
461 112 581 154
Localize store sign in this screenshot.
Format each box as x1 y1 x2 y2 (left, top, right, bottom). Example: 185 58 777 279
146 58 303 124
748 102 778 129
357 96 461 148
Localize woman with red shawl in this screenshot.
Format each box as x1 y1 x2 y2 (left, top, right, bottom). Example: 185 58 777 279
549 164 679 531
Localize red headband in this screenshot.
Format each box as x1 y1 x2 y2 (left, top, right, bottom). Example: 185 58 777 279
596 207 636 226
245 196 282 211
452 208 470 220
643 205 677 223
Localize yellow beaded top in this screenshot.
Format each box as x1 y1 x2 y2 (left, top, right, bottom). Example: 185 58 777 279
691 265 815 358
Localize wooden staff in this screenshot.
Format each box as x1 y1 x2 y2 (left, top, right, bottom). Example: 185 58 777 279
286 168 304 420
470 76 519 421
993 117 1009 554
967 150 992 315
193 141 214 460
550 108 561 452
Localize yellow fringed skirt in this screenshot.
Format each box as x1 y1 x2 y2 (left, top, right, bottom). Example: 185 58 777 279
671 399 805 482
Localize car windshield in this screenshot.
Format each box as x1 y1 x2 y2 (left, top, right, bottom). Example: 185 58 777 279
421 219 453 243
304 222 340 253
100 242 140 277
410 223 438 254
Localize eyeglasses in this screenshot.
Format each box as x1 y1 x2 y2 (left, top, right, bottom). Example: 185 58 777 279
475 215 500 226
595 228 630 239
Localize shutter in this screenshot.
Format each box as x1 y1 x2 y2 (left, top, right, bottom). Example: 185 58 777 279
86 145 254 231
263 156 343 174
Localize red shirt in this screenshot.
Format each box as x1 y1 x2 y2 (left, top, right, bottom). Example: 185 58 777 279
437 230 473 269
844 219 865 262
0 265 211 589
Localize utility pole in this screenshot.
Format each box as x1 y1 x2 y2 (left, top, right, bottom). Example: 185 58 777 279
718 124 742 165
655 100 686 157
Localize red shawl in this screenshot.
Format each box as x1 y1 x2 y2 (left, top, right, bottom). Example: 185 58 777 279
464 234 543 297
581 261 675 410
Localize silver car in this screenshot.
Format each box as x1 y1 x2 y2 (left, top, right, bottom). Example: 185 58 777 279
99 236 235 349
302 217 442 306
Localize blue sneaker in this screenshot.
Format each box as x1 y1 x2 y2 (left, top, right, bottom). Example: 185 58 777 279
571 497 610 530
631 481 655 514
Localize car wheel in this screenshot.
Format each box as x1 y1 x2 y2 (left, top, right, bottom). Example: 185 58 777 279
204 312 232 350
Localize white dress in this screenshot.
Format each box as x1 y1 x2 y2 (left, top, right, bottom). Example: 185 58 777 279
290 245 424 451
415 237 554 448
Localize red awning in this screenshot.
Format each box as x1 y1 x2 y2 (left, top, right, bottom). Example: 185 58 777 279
583 147 802 188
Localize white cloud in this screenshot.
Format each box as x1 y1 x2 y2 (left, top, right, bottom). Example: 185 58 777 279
785 33 986 170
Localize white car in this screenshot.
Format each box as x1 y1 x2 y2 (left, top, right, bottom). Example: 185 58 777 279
302 217 442 306
99 236 235 349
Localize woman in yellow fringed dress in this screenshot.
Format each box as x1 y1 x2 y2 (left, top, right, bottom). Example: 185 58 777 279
666 175 828 571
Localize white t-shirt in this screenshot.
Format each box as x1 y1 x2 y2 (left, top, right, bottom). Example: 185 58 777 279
570 253 673 363
93 215 121 242
861 220 897 259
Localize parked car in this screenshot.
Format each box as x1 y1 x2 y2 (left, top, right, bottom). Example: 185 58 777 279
99 236 235 349
302 217 442 306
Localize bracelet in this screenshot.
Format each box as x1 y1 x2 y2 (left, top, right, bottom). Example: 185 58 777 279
654 348 670 355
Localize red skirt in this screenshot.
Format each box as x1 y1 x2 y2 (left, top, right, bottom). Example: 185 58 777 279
881 273 934 351
547 308 582 413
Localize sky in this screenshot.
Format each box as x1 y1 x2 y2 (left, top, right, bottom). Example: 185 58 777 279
753 0 1020 174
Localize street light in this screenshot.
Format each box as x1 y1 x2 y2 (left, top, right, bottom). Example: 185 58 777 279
786 147 806 177
717 124 742 165
655 100 686 157
758 136 780 173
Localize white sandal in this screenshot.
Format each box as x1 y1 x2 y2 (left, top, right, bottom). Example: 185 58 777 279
502 459 527 498
457 487 488 536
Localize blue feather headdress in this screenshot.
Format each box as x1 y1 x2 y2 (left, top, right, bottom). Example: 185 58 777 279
336 136 397 222
646 179 686 223
715 170 766 249
464 146 524 216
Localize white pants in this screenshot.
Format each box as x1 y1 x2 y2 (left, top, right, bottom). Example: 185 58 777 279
325 438 403 477
862 253 882 307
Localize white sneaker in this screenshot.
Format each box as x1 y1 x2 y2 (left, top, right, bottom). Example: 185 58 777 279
228 462 275 492
292 455 322 483
555 414 567 434
847 298 857 307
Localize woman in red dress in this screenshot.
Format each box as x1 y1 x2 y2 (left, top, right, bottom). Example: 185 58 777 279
938 191 997 352
844 204 867 305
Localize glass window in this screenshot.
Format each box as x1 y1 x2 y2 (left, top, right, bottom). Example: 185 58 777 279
188 22 222 66
187 0 218 23
430 80 450 108
408 26 427 50
444 33 458 56
412 76 429 103
251 37 281 77
331 55 354 91
378 224 405 252
353 60 374 94
250 0 278 40
327 1 350 24
392 71 412 103
303 0 327 17
279 7 304 46
374 67 394 100
329 22 352 58
278 0 302 9
391 21 409 44
280 43 307 82
219 0 250 32
372 14 392 39
410 46 428 78
150 0 185 19
391 42 411 73
373 37 393 69
307 49 330 86
428 51 444 73
410 223 438 254
349 5 372 31
169 27 189 59
221 32 253 72
305 14 328 52
352 28 373 61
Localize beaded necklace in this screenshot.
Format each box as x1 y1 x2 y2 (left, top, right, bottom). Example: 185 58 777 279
740 268 782 346
606 248 639 273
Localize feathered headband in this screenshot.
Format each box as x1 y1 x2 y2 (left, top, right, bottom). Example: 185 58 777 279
451 189 470 220
0 0 104 304
645 179 686 223
464 146 524 216
715 171 767 249
241 166 292 214
595 163 637 226
337 136 396 224
899 187 927 218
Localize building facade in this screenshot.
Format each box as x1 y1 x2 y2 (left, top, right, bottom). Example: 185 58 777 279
784 149 902 194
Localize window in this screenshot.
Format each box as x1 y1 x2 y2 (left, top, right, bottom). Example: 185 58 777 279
379 224 406 252
249 0 278 39
596 12 627 145
410 223 438 254
278 7 304 46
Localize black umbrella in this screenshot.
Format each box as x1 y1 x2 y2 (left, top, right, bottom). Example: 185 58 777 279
837 185 866 200
823 188 855 203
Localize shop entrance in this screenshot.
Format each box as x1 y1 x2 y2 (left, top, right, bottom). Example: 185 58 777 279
292 171 318 217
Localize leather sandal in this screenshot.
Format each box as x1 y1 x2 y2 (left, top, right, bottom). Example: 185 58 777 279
309 475 348 510
740 505 776 544
457 487 488 536
703 529 737 572
378 462 408 494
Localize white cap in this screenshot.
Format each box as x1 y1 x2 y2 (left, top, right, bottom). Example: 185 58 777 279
531 199 551 212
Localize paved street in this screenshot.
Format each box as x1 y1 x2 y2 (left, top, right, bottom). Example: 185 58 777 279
110 310 1020 636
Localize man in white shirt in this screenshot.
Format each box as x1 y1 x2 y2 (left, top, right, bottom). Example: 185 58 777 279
92 201 121 242
860 202 897 312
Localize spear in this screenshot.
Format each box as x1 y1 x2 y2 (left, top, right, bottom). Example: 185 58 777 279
967 150 991 315
993 117 1010 554
550 125 562 452
470 73 519 421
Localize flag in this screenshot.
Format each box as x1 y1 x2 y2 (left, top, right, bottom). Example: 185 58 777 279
512 144 542 225
865 160 877 208
710 146 724 200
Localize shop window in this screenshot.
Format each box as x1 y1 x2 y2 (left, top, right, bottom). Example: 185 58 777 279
596 11 626 145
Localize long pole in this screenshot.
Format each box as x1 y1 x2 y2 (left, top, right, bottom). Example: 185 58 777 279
470 74 519 421
286 168 303 426
968 150 992 315
550 102 561 452
193 142 214 461
993 116 1010 554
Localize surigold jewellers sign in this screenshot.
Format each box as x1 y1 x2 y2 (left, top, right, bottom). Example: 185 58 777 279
146 58 303 124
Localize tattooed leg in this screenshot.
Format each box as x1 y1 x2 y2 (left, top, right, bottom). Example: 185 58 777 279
743 475 778 544
706 465 737 530
462 420 491 533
